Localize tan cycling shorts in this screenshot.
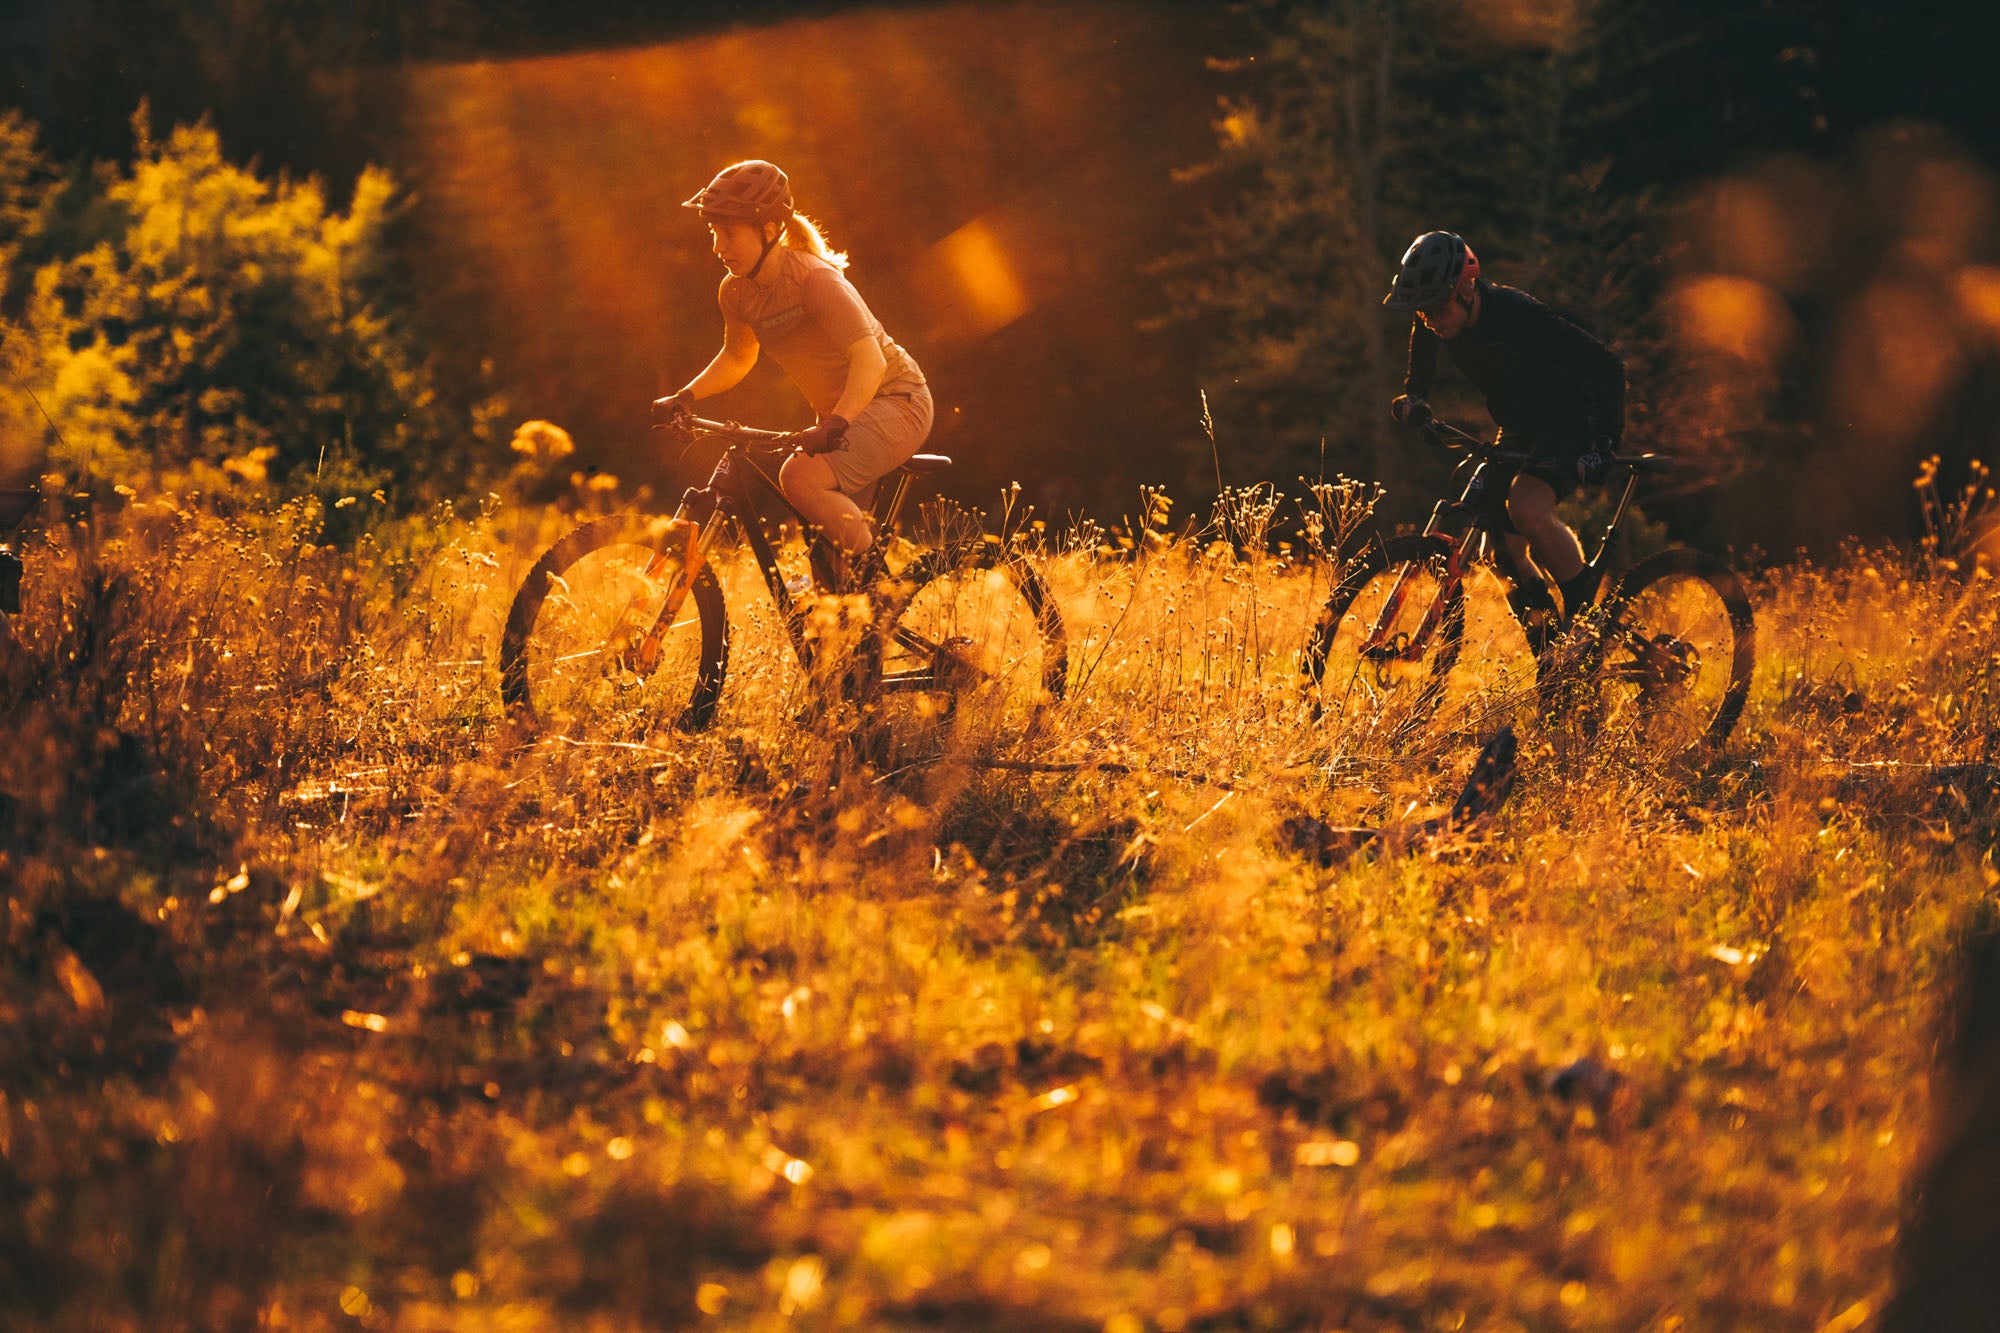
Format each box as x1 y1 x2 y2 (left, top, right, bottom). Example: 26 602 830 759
825 382 935 498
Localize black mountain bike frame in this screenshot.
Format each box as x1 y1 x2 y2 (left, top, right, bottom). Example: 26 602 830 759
645 415 941 675
1359 419 1670 665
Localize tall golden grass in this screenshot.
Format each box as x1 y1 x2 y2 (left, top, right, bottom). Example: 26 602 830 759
1 475 1992 1330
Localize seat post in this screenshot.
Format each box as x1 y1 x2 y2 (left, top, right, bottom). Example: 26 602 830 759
874 470 914 532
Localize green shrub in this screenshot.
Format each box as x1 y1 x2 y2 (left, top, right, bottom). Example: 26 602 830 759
3 106 499 509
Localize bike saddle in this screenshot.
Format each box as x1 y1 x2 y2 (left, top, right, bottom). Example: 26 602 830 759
901 454 952 474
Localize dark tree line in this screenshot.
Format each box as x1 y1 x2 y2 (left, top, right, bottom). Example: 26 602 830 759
1156 0 2000 547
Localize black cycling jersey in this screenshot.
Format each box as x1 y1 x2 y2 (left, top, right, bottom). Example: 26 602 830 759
1403 281 1625 451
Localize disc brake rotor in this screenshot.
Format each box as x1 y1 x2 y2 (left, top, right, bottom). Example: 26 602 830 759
1366 631 1416 686
932 635 982 693
1629 633 1699 701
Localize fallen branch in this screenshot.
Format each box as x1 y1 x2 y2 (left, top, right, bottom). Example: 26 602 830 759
1281 726 1520 866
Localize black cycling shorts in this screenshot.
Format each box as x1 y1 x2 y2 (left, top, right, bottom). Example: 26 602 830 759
1468 428 1590 534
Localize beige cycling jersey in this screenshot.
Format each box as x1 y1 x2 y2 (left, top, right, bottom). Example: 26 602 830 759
719 247 925 418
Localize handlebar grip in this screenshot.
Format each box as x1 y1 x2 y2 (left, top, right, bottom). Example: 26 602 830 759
684 415 792 443
1398 399 1434 430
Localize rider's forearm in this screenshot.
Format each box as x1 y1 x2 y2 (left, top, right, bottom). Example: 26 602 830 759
1595 357 1627 442
829 339 887 423
680 347 757 402
1405 320 1439 398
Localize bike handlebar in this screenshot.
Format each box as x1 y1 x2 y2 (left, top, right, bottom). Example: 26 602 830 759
681 414 794 445
1417 417 1488 450
1414 418 1675 475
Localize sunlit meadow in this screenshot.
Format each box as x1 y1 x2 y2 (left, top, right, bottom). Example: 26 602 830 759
3 465 1995 1331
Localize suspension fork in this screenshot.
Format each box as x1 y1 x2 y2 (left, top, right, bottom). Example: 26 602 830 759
1586 471 1642 572
626 486 731 673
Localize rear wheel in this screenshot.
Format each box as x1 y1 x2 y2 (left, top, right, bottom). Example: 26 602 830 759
499 514 729 735
857 545 1067 759
1303 534 1468 742
1570 548 1755 757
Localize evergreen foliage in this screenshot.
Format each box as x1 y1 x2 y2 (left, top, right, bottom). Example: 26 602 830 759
1158 0 1680 495
0 109 53 277
0 106 499 508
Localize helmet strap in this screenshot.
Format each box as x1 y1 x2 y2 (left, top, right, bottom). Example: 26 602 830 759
745 217 785 281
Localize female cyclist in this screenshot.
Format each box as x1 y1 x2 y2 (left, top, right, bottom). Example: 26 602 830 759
654 160 932 583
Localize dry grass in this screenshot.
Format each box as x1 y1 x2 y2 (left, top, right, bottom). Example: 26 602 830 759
2 481 1993 1331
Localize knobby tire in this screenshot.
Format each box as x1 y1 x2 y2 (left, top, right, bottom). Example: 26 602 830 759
1586 546 1756 756
499 513 730 735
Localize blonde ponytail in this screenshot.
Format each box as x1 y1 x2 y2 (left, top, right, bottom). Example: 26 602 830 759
781 212 849 270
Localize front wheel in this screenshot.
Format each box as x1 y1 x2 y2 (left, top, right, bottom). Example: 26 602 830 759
498 514 730 735
1575 548 1755 757
1303 534 1469 742
857 544 1067 756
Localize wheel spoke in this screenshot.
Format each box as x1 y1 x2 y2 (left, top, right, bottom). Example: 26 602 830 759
858 552 1066 760
1581 555 1753 757
1306 536 1472 748
499 517 730 736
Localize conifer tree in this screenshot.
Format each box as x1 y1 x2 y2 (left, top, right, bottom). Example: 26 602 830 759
9 106 492 505
1158 0 1668 497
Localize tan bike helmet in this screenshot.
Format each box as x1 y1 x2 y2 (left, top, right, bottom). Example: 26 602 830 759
682 160 795 225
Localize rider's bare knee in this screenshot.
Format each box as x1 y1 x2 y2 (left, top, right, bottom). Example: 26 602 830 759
1506 477 1541 507
779 463 837 522
777 455 809 502
1504 493 1538 534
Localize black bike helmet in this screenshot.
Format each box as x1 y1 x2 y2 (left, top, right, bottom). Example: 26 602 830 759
682 160 795 225
1383 231 1479 311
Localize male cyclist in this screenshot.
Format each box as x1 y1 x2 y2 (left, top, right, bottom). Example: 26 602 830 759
1382 231 1625 649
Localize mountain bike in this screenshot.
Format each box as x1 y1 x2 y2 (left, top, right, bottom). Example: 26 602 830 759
498 415 1067 745
1301 416 1755 757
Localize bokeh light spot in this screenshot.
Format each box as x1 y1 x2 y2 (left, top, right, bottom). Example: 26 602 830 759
1457 0 1585 50
934 218 1030 337
1664 275 1797 368
1953 265 2000 342
1674 158 1840 296
1830 277 1965 445
1898 157 1997 271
